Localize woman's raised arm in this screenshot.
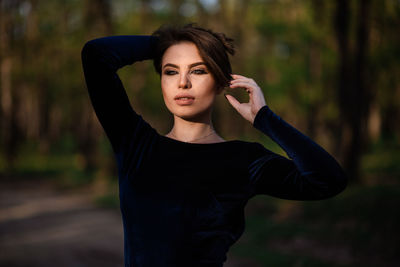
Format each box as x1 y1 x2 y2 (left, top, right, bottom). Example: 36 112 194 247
248 105 348 200
81 35 157 154
225 74 347 200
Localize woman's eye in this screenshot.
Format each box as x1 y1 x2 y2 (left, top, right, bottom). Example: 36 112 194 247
191 69 207 75
164 70 178 75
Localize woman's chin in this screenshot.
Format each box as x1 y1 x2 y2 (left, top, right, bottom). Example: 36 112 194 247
171 108 208 121
174 110 196 120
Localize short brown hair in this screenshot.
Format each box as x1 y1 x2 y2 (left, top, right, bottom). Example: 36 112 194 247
152 23 235 91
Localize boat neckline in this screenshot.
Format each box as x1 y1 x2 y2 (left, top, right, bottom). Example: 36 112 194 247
159 134 240 145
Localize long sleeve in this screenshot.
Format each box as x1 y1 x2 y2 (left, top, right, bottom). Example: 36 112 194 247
248 105 348 200
81 35 158 154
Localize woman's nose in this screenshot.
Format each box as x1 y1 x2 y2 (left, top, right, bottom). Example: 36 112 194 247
179 73 191 89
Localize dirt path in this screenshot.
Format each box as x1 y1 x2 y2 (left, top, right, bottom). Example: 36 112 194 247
0 178 124 267
0 178 255 267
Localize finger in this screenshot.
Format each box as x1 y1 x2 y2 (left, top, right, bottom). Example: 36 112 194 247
229 82 255 92
230 78 257 87
231 74 248 79
230 79 255 86
230 77 250 82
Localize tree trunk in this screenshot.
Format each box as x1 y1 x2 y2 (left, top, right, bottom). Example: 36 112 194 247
334 0 371 183
307 0 325 140
81 0 113 173
83 0 113 35
0 0 21 170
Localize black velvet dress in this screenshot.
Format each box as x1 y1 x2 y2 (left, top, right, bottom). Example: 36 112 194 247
81 35 347 267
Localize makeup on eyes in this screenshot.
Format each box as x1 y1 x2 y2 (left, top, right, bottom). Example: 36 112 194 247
162 62 209 75
191 68 208 74
164 70 178 75
163 67 208 75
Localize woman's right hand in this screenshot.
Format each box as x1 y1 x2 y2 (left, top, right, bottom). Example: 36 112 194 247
224 74 267 124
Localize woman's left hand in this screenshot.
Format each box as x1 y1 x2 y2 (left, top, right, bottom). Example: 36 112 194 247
224 74 267 124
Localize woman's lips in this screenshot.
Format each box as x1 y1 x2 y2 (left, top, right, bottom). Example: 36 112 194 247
175 97 194 105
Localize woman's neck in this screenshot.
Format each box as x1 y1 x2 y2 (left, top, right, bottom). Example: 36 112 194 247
165 114 225 143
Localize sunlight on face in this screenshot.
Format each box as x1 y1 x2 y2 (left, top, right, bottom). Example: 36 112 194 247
161 41 218 121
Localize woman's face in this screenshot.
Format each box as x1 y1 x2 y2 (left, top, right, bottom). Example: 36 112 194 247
161 41 219 121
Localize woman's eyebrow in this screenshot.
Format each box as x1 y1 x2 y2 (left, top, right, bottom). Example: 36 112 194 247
162 62 206 69
189 62 206 68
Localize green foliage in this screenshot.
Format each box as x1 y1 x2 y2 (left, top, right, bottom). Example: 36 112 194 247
232 184 400 266
1 0 400 265
2 0 399 181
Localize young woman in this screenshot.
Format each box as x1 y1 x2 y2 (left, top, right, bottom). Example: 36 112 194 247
81 23 347 267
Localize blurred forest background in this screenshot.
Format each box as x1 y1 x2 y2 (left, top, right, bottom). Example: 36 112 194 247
0 0 399 266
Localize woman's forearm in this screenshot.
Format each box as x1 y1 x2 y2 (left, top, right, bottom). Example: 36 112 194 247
81 35 157 71
250 105 348 200
80 35 157 153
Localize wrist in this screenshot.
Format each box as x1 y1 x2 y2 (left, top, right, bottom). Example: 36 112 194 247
252 105 270 126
